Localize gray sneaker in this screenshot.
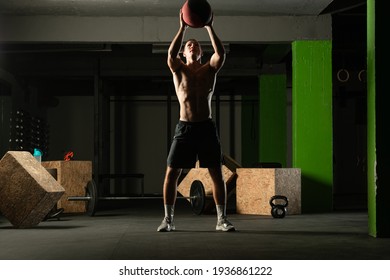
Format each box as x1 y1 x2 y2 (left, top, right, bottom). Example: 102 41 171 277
157 217 175 232
216 217 235 232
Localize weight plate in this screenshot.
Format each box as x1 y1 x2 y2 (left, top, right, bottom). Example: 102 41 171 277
190 180 206 215
86 180 98 216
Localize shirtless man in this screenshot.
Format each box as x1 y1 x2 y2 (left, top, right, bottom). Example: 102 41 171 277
157 11 235 232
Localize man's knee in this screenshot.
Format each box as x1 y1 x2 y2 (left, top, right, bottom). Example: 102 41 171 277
208 167 224 183
165 167 182 181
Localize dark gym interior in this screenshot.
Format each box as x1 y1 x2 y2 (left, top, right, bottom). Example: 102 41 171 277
1 0 389 262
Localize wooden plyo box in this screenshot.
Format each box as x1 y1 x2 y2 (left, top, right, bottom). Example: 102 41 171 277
0 151 65 228
236 168 301 215
177 156 240 213
177 164 235 197
41 161 92 213
177 165 235 213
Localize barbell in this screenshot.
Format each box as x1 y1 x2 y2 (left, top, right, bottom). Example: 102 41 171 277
67 180 207 216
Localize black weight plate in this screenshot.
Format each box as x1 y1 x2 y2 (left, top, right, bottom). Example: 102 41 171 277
190 180 206 215
86 180 98 216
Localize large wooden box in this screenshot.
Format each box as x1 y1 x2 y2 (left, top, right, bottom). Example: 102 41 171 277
0 151 65 228
41 161 92 213
236 168 301 215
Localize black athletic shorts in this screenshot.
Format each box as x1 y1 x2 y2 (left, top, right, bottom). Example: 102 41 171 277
167 119 223 168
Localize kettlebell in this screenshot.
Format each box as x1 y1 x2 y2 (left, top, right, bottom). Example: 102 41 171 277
269 195 288 218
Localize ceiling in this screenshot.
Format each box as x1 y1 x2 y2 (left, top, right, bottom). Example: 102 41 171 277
0 0 335 17
0 0 367 52
0 0 367 96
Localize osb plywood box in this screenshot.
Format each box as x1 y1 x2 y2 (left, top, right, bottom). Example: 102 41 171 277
177 165 235 198
42 161 92 213
0 151 65 228
177 156 240 213
177 165 235 213
236 168 301 215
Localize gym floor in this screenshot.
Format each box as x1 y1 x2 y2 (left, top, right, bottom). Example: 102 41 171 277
0 199 389 260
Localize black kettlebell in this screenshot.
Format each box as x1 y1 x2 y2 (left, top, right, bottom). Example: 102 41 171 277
269 195 288 218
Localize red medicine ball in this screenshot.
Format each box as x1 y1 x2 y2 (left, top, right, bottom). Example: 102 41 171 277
182 0 212 28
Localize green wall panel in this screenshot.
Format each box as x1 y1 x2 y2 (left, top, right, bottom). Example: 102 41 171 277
367 0 390 237
367 0 376 237
259 74 287 167
292 40 333 213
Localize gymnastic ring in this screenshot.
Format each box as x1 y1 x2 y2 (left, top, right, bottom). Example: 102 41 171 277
337 69 349 82
358 69 366 82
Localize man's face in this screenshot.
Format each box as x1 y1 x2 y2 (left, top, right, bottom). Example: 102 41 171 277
183 40 202 60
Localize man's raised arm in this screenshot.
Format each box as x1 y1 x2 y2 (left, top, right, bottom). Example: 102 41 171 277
167 11 187 73
205 15 226 73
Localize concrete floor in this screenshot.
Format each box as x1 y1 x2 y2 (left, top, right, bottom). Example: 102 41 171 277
1 200 390 260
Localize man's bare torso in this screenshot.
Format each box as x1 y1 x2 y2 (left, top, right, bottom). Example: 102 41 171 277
173 61 216 122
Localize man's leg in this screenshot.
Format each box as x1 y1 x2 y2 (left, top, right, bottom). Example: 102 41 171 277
208 167 226 205
163 166 182 205
157 166 182 232
208 167 235 232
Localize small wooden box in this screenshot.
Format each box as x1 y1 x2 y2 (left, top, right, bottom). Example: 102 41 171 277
236 168 301 215
42 161 92 213
177 156 240 213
